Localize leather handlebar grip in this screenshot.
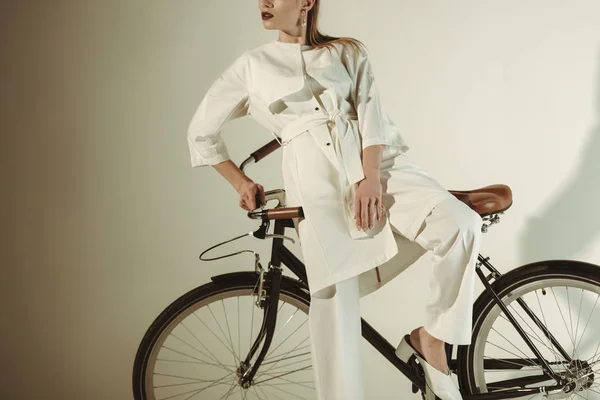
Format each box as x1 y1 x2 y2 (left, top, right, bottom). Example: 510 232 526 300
250 139 282 162
254 191 263 209
266 207 304 220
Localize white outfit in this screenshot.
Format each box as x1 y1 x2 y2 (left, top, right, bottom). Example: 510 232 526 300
310 195 482 400
187 40 483 399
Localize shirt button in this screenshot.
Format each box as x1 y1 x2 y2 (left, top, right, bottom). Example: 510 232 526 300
326 142 331 146
315 107 319 110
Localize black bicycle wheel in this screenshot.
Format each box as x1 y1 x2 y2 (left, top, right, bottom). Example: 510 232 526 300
457 260 600 399
132 271 314 400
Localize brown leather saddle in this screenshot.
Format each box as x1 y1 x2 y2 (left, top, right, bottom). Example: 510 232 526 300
449 184 513 217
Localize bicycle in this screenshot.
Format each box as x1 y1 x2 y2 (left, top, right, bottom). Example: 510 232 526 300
133 138 600 400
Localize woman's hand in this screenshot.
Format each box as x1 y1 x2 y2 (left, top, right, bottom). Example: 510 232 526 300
354 177 383 231
237 178 265 211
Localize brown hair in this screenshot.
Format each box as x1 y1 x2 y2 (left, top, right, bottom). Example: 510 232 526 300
305 0 367 59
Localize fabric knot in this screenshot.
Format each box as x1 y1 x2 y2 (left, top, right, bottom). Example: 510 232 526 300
327 109 341 121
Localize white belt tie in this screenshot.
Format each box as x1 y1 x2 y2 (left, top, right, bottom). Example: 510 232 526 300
277 109 364 183
275 100 365 231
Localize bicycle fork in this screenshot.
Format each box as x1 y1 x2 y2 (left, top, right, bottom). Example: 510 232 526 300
238 262 284 388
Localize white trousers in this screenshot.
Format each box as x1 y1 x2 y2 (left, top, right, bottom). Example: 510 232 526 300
308 195 483 400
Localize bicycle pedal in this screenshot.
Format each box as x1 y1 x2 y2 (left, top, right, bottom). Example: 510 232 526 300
405 357 427 396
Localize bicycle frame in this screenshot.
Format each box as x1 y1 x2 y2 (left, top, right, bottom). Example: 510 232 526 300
234 147 568 398
234 214 572 399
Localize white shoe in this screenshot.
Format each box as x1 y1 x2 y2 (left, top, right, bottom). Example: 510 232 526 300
395 334 463 400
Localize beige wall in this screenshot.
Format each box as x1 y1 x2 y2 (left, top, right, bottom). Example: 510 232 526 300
1 0 599 398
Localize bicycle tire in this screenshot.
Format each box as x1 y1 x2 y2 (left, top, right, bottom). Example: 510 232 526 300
457 260 600 398
132 271 313 400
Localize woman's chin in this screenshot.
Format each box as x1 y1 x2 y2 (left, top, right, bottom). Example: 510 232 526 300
261 20 276 29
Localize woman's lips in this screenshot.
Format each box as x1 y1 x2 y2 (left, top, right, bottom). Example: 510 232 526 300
261 12 273 20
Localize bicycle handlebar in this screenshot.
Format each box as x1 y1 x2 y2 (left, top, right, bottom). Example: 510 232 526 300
247 189 304 221
250 138 281 163
238 139 303 222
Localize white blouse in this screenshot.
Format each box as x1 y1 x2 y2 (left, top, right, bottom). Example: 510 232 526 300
186 39 409 170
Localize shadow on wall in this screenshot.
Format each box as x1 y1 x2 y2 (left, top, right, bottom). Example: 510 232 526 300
515 47 600 364
519 47 600 262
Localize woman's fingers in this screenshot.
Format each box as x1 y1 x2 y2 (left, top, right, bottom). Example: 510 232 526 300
240 190 252 211
244 192 251 210
368 198 375 229
238 181 265 211
253 186 260 209
354 194 361 226
361 198 369 231
355 197 379 230
258 184 265 207
363 198 369 230
366 197 376 229
245 194 251 210
360 197 383 230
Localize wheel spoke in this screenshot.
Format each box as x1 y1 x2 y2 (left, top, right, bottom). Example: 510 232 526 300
155 371 235 400
167 332 232 372
254 366 314 388
256 336 310 379
262 354 312 370
573 289 584 357
550 287 577 353
256 385 282 400
136 284 315 399
468 275 600 399
237 297 241 365
221 299 240 366
490 325 540 363
180 317 229 365
203 304 240 361
263 345 311 363
574 293 599 361
153 371 233 384
485 340 539 369
249 285 258 360
259 382 310 399
219 379 238 400
263 319 309 362
269 305 301 346
251 386 263 400
534 289 562 367
502 303 564 369
160 344 234 372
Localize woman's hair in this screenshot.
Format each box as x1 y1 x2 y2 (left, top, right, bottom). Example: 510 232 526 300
305 0 367 59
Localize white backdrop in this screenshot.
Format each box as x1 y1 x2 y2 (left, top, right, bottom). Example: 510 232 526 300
1 0 599 398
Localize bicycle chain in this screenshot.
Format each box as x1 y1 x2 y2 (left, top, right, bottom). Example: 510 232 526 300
449 359 594 399
410 360 576 400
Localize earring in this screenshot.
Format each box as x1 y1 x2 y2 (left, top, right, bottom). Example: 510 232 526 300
302 10 307 27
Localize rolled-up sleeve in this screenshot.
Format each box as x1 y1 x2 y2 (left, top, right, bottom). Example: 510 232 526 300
187 53 250 167
351 49 408 152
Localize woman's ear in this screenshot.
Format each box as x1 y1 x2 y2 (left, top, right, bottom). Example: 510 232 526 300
303 0 316 12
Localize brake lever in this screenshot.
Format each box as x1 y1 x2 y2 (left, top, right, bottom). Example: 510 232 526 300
264 233 295 244
251 219 296 243
249 189 296 243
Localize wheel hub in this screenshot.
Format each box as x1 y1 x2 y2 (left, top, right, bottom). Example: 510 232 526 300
545 359 595 399
236 362 254 389
563 359 594 392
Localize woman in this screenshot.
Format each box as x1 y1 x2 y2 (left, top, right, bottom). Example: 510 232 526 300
187 1 483 399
